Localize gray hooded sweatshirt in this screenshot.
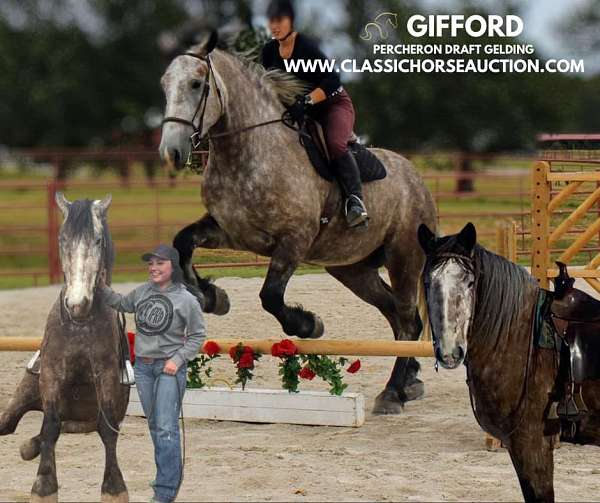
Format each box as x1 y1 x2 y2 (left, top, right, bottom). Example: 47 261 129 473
99 281 206 368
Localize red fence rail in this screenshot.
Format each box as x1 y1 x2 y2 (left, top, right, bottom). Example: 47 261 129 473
0 148 534 286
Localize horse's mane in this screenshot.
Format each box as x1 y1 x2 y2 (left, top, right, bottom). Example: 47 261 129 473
231 51 309 106
63 199 114 274
196 42 309 106
471 245 538 346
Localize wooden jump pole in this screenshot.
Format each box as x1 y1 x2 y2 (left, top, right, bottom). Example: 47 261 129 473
0 337 435 357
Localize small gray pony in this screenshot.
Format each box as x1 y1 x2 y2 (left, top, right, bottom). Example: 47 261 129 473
160 32 436 413
0 194 130 502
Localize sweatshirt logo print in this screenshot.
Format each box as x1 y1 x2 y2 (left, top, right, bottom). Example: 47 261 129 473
135 294 174 336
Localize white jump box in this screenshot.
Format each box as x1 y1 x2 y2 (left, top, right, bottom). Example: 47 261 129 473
127 386 365 427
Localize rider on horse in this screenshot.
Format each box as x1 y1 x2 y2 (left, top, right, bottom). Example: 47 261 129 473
261 0 369 228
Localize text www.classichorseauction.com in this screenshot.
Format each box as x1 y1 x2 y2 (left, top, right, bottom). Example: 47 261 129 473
283 13 585 74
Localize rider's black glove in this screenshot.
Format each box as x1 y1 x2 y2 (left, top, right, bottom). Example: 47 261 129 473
287 96 307 124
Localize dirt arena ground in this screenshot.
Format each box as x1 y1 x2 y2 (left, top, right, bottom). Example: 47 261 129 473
1 273 600 501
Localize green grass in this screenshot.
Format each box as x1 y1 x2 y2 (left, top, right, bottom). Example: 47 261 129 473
0 157 549 289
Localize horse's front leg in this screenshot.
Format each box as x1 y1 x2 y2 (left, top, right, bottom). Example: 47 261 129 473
31 403 60 503
506 430 555 502
173 213 233 315
0 367 41 435
260 236 324 339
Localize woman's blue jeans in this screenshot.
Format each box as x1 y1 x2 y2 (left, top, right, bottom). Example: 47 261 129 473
134 358 187 503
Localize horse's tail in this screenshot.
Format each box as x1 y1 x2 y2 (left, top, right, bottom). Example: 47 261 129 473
417 280 431 341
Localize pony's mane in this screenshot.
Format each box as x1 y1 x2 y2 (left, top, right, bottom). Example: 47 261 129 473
62 199 114 273
471 245 538 346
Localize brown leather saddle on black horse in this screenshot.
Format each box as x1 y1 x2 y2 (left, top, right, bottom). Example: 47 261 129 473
546 262 600 429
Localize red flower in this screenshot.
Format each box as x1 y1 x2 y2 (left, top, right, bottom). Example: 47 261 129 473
238 352 255 369
278 339 298 356
271 342 282 357
229 345 238 360
127 331 136 363
347 359 361 374
203 341 221 357
299 366 316 380
242 345 254 354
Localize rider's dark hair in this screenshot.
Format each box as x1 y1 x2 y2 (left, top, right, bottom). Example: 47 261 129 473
266 0 295 25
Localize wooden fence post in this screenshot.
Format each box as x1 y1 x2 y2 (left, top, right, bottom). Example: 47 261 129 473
46 180 61 284
531 161 551 288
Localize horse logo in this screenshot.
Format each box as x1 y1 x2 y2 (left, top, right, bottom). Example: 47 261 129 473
360 12 399 41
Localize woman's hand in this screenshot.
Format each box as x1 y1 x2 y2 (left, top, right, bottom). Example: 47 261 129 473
163 359 179 375
287 96 307 124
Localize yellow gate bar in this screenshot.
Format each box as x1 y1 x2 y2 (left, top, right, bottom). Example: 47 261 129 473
547 172 600 182
559 217 600 263
548 186 600 246
548 181 583 213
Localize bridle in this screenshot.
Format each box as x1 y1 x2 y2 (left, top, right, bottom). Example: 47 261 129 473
161 52 298 173
161 53 224 157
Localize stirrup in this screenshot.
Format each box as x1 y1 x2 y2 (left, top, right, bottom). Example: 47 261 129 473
120 360 135 386
345 195 369 228
26 350 41 375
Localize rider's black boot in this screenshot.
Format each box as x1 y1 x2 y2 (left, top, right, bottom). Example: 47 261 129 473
330 150 369 228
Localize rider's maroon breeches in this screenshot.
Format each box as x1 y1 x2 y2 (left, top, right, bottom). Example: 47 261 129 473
310 89 355 160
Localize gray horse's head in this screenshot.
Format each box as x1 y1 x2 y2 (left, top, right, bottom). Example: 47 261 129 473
56 193 112 321
418 223 477 369
159 31 223 170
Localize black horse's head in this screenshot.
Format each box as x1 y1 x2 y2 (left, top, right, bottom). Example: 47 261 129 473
55 193 112 321
418 223 478 369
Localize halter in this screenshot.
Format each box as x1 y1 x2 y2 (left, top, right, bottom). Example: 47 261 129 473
161 52 298 173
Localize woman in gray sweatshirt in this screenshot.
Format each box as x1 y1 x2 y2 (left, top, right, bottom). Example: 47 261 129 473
99 243 205 503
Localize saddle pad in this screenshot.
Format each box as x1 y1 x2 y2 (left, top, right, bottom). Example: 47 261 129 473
301 119 387 183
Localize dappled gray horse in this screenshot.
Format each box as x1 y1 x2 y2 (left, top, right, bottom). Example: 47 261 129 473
160 33 436 413
0 194 129 502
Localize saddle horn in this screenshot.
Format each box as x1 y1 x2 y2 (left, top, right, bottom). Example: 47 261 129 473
553 261 575 297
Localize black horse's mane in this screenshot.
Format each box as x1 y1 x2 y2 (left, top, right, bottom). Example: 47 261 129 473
63 199 114 274
472 244 538 346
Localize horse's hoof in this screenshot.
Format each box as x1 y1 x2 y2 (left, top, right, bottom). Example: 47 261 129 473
101 491 129 503
212 285 230 315
31 493 58 503
20 436 41 460
404 379 425 402
308 315 324 339
0 412 17 435
31 475 58 503
372 389 404 415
